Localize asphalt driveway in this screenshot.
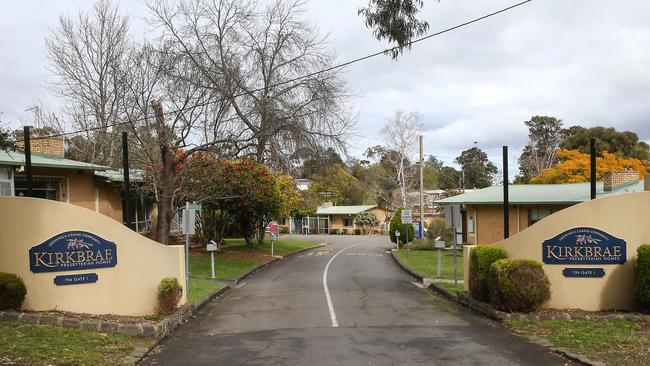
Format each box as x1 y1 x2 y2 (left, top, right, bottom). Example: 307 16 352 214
141 235 572 366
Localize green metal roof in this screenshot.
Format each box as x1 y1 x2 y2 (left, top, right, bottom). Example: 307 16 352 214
95 168 147 182
436 180 645 205
316 205 378 215
0 150 109 170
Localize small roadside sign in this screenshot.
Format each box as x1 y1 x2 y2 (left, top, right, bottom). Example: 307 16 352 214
188 203 202 211
270 223 279 235
401 209 413 224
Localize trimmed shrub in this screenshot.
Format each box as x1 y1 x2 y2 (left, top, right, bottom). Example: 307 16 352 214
157 277 183 315
409 239 434 251
389 208 415 246
0 272 27 310
634 245 650 312
469 246 508 302
488 259 551 312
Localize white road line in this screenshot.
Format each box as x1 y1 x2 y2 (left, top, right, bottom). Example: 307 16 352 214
322 242 363 328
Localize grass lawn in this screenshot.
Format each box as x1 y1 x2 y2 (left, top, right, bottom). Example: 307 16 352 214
394 249 464 282
507 318 650 366
189 238 319 281
436 282 464 292
0 322 153 366
222 238 320 256
187 278 222 303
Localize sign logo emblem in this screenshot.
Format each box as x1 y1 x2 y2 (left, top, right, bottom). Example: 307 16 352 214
29 231 117 273
542 227 626 265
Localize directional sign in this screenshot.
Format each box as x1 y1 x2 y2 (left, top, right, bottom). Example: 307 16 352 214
401 209 413 224
187 203 202 211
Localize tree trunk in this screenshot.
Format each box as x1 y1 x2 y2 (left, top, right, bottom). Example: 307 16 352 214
256 219 266 246
152 99 176 245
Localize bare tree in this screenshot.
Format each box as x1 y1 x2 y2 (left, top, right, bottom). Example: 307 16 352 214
148 0 354 172
367 111 422 208
518 116 564 182
46 0 129 165
119 43 244 244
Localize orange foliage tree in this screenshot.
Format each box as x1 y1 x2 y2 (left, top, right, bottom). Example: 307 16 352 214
529 149 648 184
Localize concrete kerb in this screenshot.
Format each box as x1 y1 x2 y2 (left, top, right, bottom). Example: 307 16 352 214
388 250 424 282
388 250 639 366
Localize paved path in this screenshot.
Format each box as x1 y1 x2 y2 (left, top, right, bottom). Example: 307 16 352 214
142 235 572 366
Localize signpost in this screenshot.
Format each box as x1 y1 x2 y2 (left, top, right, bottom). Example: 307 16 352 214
270 223 279 257
434 237 445 278
207 240 218 279
401 210 412 246
182 202 200 293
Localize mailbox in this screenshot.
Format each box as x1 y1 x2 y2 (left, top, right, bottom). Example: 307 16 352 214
206 240 218 252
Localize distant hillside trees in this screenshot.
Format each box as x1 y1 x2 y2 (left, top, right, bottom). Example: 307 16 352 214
561 126 650 161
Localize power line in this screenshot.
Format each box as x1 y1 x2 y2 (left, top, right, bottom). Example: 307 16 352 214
28 0 533 142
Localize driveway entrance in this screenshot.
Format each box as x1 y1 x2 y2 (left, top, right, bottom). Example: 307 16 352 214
141 235 573 365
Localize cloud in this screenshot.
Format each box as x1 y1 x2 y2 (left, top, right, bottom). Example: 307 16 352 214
1 0 649 179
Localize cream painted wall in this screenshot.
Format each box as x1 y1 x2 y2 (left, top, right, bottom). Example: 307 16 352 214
465 192 650 311
0 197 186 316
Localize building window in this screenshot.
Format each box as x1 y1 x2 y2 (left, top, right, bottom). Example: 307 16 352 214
14 177 60 200
0 167 13 196
277 217 287 225
528 208 554 226
343 217 354 227
467 216 475 234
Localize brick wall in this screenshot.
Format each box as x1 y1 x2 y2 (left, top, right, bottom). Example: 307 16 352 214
603 169 639 191
17 137 65 157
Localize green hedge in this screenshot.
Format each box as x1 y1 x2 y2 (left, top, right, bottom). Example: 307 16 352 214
0 272 27 310
469 246 508 302
634 245 650 312
389 208 415 246
488 259 551 312
157 277 183 315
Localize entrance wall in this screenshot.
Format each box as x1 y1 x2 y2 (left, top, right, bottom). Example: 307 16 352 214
0 197 186 316
468 192 650 311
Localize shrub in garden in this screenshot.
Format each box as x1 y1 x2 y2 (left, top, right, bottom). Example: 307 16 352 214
468 246 508 302
0 272 27 310
425 217 452 244
409 239 434 250
157 277 183 315
389 208 415 246
634 244 650 312
488 259 551 312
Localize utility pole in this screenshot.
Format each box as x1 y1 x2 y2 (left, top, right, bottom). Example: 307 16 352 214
122 132 132 229
23 127 33 197
419 135 424 239
590 137 597 200
503 146 509 239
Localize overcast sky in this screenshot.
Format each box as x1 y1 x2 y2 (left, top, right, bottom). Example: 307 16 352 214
1 0 649 175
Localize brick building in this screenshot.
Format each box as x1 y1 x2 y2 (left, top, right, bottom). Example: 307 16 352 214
0 139 151 232
436 171 646 245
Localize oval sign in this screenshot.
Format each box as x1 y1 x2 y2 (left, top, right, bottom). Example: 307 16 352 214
542 227 626 265
29 231 117 273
